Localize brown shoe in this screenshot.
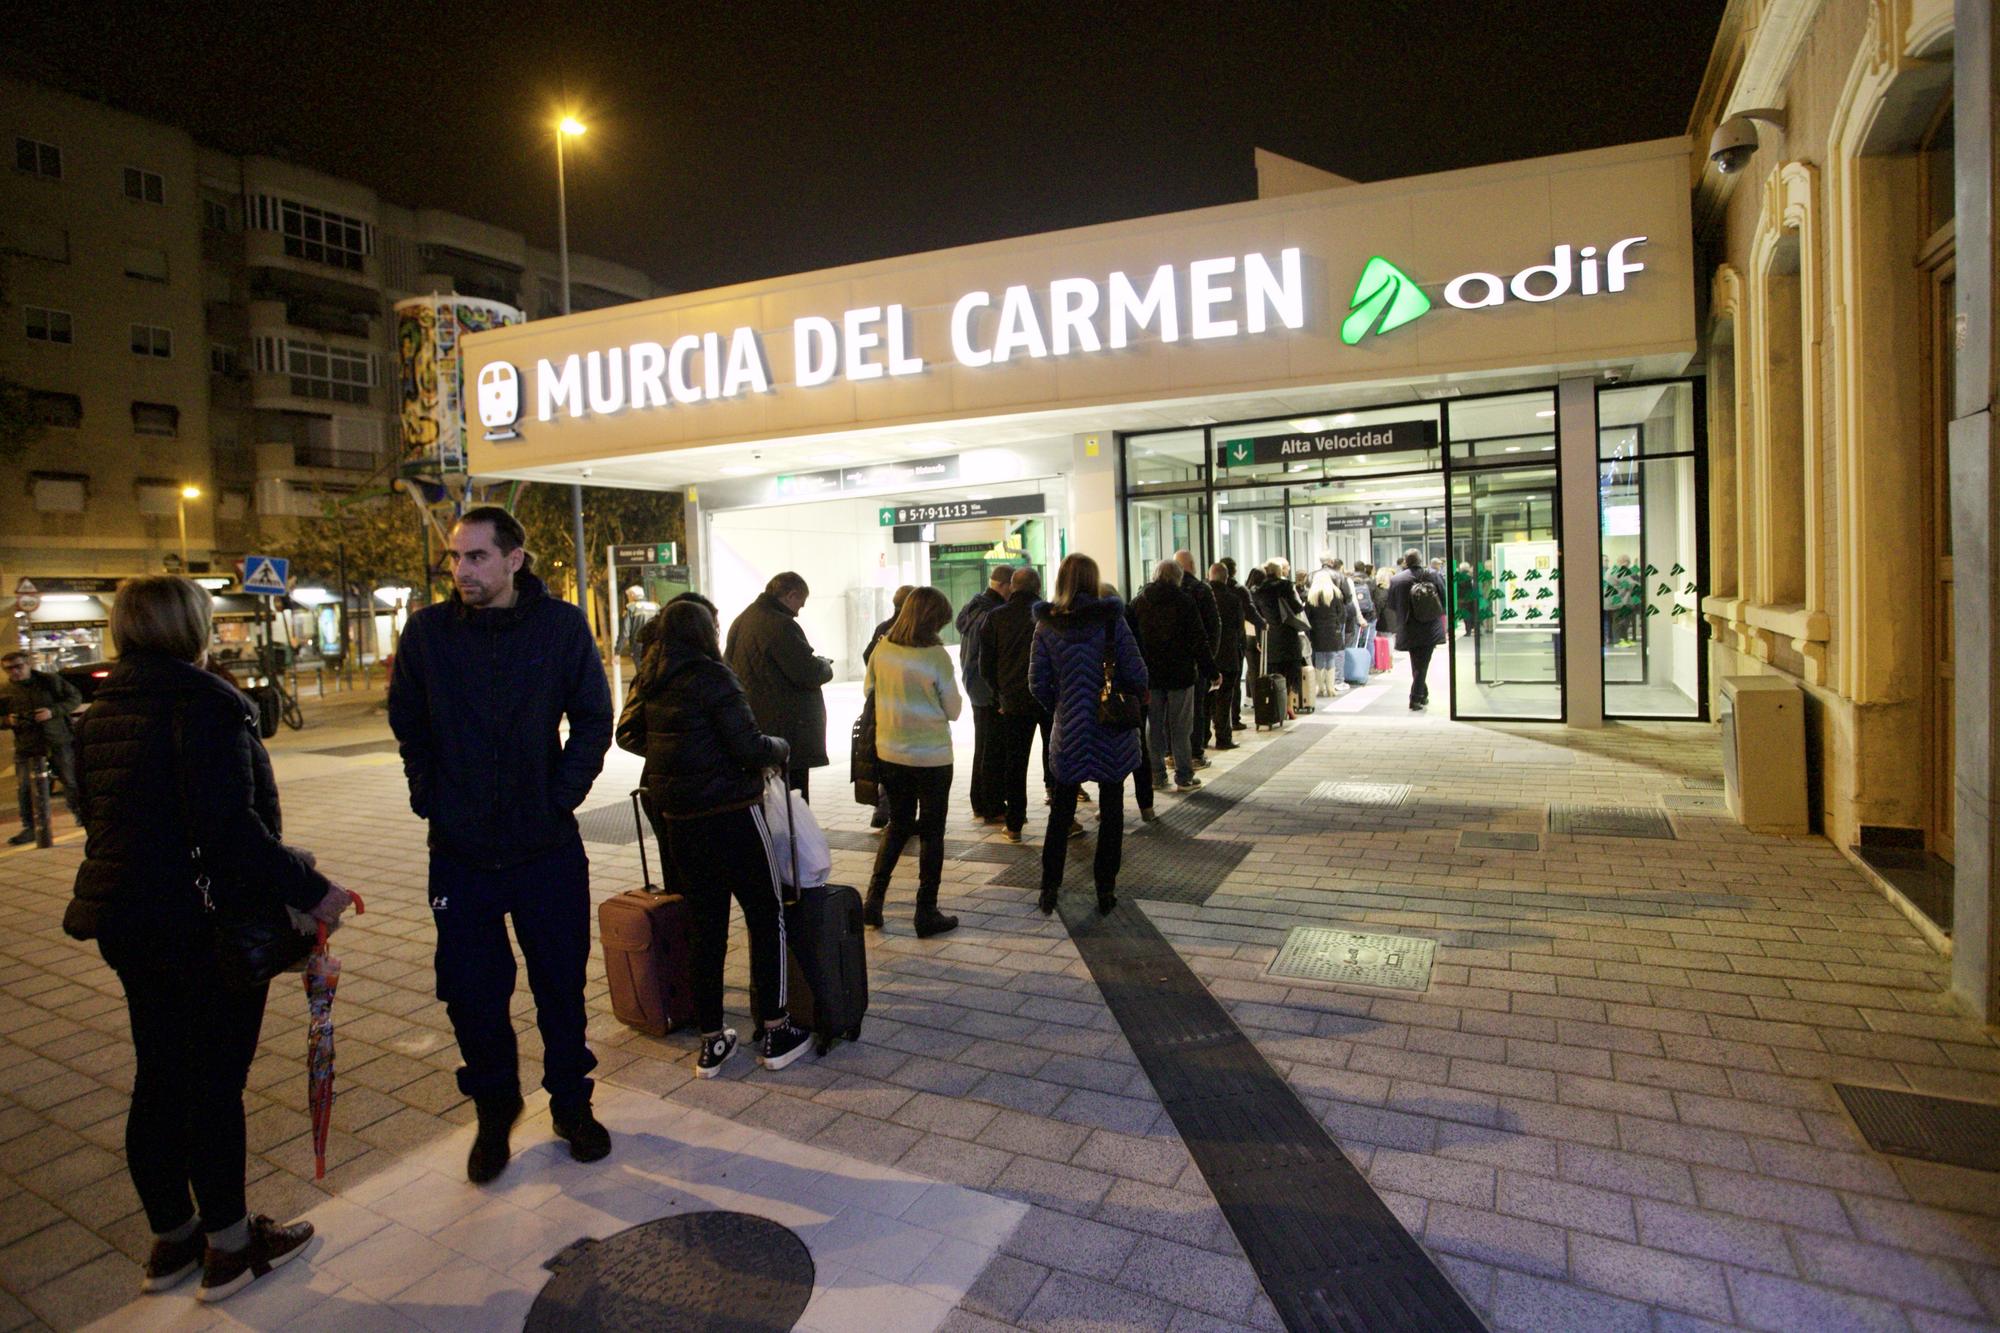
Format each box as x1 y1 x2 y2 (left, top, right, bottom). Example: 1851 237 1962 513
196 1215 313 1303
140 1229 204 1293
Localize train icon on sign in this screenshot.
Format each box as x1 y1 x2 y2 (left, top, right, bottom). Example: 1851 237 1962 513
477 362 522 441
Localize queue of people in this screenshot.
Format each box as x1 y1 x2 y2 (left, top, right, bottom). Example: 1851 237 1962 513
43 519 1452 1307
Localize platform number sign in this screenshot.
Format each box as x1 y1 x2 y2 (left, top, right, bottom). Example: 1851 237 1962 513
241 555 290 595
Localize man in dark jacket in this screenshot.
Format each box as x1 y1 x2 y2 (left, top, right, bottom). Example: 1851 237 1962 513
979 566 1047 841
1384 549 1450 711
389 506 613 1183
1174 550 1221 767
1204 564 1244 751
954 566 1011 823
726 572 834 800
1130 562 1217 791
4 651 82 841
1224 559 1261 729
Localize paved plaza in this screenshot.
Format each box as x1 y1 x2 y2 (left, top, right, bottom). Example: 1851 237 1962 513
1 671 1997 1331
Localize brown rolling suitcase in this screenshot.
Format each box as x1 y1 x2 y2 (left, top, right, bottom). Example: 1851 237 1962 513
598 790 696 1036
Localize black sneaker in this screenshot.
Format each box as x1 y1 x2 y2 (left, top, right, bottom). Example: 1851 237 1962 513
759 1019 813 1071
466 1093 522 1184
141 1230 204 1293
195 1215 313 1304
1175 777 1203 793
1140 808 1158 823
1191 757 1211 771
553 1107 611 1163
695 1029 738 1079
6 830 34 846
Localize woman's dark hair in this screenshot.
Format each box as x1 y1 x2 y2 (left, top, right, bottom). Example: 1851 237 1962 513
1246 567 1266 590
656 599 721 661
886 586 951 647
891 584 914 611
1051 554 1100 612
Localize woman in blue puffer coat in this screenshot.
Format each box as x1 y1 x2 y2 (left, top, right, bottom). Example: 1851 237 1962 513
1029 553 1148 917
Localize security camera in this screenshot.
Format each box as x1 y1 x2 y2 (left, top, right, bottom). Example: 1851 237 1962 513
1709 108 1786 175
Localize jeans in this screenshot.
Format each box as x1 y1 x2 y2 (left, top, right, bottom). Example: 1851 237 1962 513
1148 687 1196 785
995 710 1043 833
1408 642 1437 707
1042 778 1124 895
1211 671 1238 747
15 741 78 827
1190 682 1210 762
116 961 268 1235
664 805 790 1034
429 838 598 1115
969 704 1001 818
870 761 952 905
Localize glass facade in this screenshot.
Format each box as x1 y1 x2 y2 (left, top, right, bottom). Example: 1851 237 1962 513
1118 377 1708 724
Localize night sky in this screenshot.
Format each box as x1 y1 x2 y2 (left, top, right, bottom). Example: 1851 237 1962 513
12 1 1726 294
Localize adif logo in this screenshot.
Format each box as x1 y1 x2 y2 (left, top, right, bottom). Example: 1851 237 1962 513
1341 237 1650 345
477 362 521 441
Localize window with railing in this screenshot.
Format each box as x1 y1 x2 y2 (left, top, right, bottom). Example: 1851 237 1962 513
254 335 376 403
248 194 371 272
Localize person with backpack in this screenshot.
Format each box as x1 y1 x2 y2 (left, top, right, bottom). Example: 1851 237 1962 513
863 587 963 937
1384 549 1450 711
617 598 814 1077
954 566 1011 824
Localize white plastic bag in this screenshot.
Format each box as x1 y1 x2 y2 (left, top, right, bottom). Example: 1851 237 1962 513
762 771 832 890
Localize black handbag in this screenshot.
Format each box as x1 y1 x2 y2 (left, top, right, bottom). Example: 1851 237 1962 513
173 703 316 989
851 691 881 803
1096 626 1144 731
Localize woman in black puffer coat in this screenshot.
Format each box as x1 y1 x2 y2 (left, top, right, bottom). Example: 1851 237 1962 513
1252 562 1310 713
616 599 812 1078
63 577 349 1303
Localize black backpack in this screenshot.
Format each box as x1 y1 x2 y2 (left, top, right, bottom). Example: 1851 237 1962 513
1407 576 1444 623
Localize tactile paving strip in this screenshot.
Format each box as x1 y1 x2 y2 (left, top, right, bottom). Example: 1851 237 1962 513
1549 803 1675 840
1062 902 1486 1331
1306 781 1411 808
529 1210 813 1331
1268 927 1436 992
1835 1084 2000 1172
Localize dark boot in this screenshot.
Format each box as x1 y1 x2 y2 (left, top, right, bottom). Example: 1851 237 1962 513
1097 887 1117 915
552 1103 611 1163
862 882 887 930
467 1092 523 1184
913 884 957 938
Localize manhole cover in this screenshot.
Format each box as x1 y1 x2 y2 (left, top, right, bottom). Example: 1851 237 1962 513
1550 804 1675 839
1307 781 1411 808
527 1211 814 1332
1268 927 1436 991
1461 831 1540 851
1835 1085 2000 1172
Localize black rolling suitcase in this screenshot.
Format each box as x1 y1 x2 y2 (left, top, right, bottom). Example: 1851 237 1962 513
1253 631 1287 730
775 787 869 1055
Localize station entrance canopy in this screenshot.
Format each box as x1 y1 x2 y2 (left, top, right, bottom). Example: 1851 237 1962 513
462 138 1694 488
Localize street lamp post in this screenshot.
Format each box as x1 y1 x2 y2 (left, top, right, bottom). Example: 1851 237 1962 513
176 484 201 572
555 115 590 614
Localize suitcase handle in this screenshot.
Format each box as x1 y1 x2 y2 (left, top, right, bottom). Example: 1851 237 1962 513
630 789 662 894
776 768 801 909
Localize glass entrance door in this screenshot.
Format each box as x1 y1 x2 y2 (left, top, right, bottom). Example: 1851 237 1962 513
1448 464 1563 719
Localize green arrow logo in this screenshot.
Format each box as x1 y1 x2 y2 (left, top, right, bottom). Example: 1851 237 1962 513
1341 256 1431 346
1225 439 1252 467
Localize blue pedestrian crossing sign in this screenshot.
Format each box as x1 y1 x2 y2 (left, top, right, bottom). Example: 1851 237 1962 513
241 555 290 595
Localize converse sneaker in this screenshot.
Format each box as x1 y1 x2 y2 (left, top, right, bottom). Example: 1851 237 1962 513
140 1230 204 1293
1175 777 1203 793
195 1216 313 1303
695 1029 738 1079
759 1018 813 1071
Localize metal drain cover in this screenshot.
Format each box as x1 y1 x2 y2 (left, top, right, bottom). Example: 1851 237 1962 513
1461 831 1540 851
574 802 644 845
1269 927 1436 992
1835 1085 2000 1172
1550 804 1675 839
1308 781 1411 808
528 1211 814 1332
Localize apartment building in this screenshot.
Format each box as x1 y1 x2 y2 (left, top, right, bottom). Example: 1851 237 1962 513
0 74 658 591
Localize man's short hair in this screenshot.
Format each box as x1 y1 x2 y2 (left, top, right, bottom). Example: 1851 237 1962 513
767 571 809 600
111 576 212 662
1404 549 1424 569
1208 563 1228 581
666 590 717 616
988 565 1014 588
1154 559 1182 585
1220 556 1237 576
457 505 526 554
1010 567 1041 595
1 651 27 666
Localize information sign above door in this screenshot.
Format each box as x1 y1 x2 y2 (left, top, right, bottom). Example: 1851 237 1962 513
878 493 1044 526
1217 419 1437 468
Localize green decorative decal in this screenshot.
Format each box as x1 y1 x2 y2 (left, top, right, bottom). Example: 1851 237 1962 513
1341 256 1431 346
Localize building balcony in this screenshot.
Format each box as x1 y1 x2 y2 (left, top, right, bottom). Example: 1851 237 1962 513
243 229 382 295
